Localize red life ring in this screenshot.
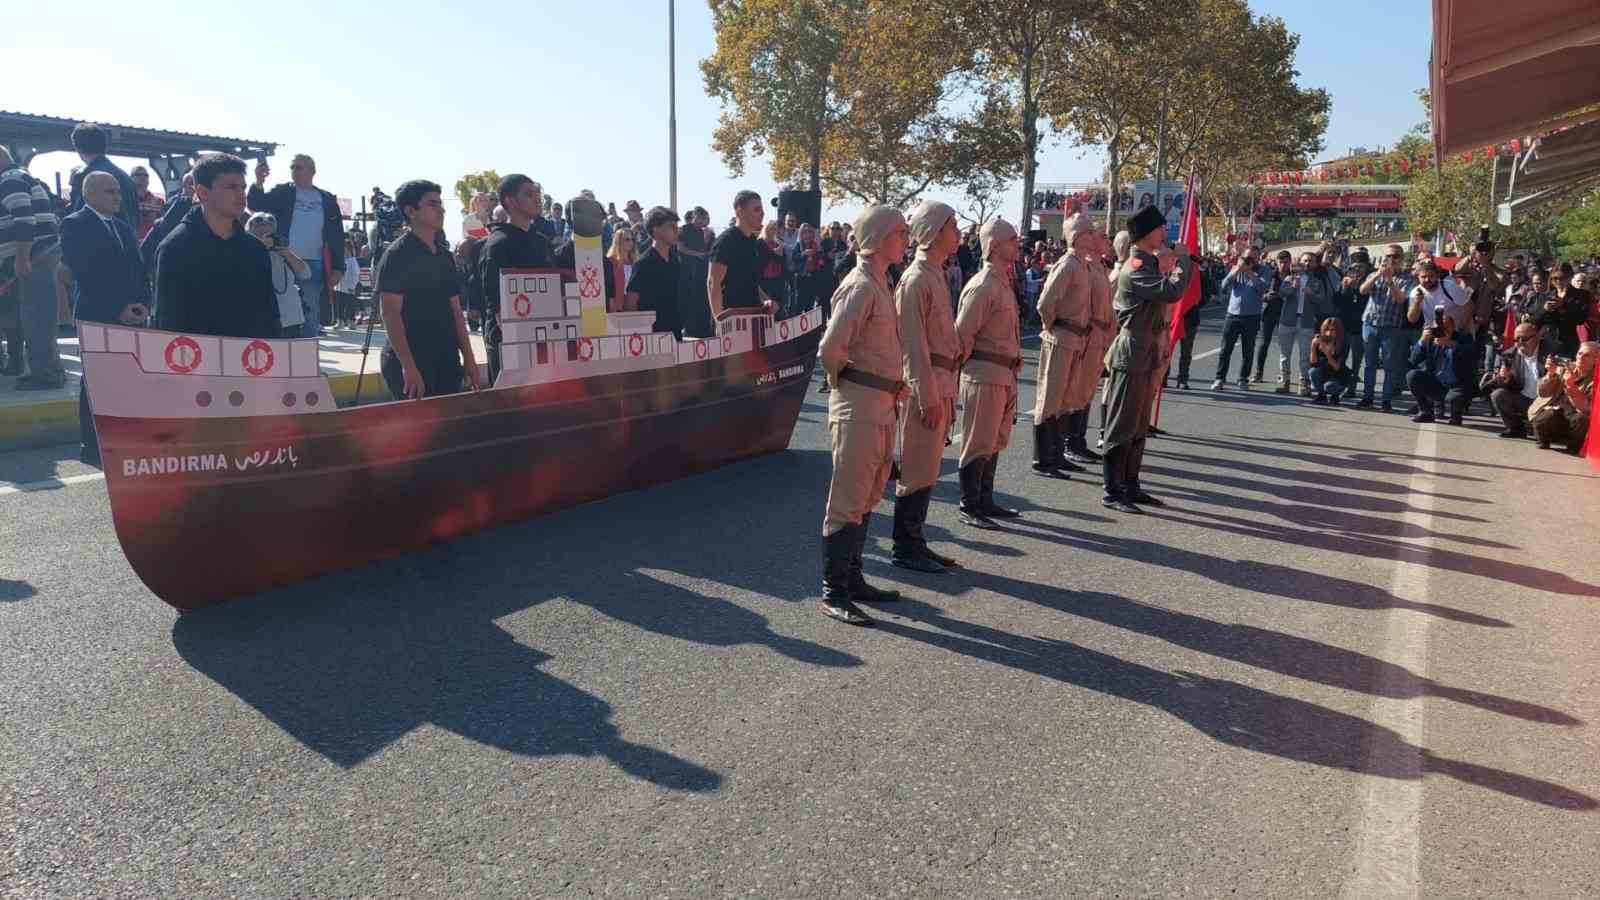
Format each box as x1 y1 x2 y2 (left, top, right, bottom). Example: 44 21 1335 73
694 341 708 360
722 335 733 353
513 293 532 317
779 321 790 340
241 339 275 376
800 314 810 331
164 336 203 374
628 333 644 356
578 337 595 361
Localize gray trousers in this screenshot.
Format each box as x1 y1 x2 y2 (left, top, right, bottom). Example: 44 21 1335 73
1276 322 1312 387
19 251 64 381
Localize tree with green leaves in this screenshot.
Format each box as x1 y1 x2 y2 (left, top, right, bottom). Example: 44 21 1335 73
454 170 501 208
1556 193 1600 259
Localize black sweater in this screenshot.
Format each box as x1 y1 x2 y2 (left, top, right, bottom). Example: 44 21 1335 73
154 206 280 338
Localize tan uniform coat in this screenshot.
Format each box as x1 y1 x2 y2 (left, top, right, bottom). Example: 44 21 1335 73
818 262 901 534
955 263 1020 466
1031 253 1093 421
1064 254 1115 413
895 255 959 495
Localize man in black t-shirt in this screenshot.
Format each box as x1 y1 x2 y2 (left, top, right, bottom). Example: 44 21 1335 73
708 189 774 319
626 206 683 337
375 179 482 399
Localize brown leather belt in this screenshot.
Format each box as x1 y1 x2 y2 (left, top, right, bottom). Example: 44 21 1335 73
968 349 1020 368
839 367 905 394
929 353 959 372
1050 320 1091 337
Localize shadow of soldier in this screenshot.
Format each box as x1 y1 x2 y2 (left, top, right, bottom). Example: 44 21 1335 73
873 598 1595 811
170 448 859 787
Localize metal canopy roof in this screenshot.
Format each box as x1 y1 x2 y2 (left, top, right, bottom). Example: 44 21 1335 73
0 110 276 161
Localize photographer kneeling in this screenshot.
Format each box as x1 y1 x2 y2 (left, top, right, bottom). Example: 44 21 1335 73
1529 342 1596 452
1405 312 1475 425
1307 317 1351 404
1480 322 1545 438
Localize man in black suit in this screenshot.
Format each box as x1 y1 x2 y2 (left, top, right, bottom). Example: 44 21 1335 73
61 172 148 466
67 123 140 236
1480 322 1548 439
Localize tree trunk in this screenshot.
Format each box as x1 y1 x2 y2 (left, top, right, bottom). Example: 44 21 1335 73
1105 140 1121 236
809 140 821 193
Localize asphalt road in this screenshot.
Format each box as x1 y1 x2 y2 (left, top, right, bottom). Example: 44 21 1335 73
3 309 1597 899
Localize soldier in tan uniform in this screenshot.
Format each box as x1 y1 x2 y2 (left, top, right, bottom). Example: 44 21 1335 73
954 218 1024 530
1030 213 1102 477
1061 226 1115 464
1098 230 1133 451
815 205 911 626
890 201 964 574
1102 206 1192 513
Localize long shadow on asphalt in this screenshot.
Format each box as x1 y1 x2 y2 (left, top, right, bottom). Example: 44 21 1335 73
1237 433 1600 480
1141 467 1511 547
1146 443 1491 506
171 447 859 787
1165 433 1493 483
988 514 1511 628
873 597 1596 811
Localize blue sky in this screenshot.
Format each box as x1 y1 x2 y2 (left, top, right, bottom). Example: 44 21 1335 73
9 0 1432 240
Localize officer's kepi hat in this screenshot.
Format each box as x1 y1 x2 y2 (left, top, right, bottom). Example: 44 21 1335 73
1128 206 1165 243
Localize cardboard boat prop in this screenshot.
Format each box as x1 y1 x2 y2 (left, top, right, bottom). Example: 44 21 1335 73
81 207 822 611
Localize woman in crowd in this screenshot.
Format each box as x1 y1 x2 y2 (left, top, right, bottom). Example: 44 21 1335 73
245 212 308 339
605 227 639 312
1307 316 1350 404
759 221 788 312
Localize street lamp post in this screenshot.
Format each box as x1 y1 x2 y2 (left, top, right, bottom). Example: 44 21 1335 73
668 0 678 211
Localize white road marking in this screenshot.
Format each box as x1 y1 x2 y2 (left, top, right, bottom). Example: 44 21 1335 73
0 472 106 496
1342 425 1437 900
1192 347 1220 360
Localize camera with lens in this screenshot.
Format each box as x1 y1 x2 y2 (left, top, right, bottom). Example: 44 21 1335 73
1430 307 1446 339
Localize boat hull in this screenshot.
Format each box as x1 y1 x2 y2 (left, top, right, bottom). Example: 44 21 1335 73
91 330 821 610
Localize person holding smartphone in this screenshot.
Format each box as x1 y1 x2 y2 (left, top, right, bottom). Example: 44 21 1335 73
246 212 309 338
1356 245 1415 410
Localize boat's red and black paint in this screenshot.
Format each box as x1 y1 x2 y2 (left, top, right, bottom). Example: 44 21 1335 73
80 302 823 610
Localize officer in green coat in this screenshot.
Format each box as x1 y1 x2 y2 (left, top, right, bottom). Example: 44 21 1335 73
1101 206 1193 513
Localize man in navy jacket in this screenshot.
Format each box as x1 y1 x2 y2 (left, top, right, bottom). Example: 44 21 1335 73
61 172 148 466
248 154 346 336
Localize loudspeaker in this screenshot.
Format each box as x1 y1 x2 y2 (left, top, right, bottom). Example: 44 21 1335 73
1026 229 1047 243
776 189 822 228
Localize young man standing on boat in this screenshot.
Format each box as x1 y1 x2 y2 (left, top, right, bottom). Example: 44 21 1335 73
479 174 553 385
153 153 280 340
707 190 776 319
815 205 911 627
954 218 1024 530
626 206 683 338
1101 206 1193 513
376 179 482 400
890 200 964 575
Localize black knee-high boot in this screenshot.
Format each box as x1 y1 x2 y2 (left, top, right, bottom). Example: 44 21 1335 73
958 459 997 529
914 487 961 568
1050 415 1083 471
1031 419 1067 477
851 512 902 601
820 526 871 625
892 490 944 573
980 454 1021 518
1066 409 1101 462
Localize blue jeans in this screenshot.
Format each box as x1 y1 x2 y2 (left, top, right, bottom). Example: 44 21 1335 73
299 262 325 337
1309 365 1350 398
1361 323 1408 403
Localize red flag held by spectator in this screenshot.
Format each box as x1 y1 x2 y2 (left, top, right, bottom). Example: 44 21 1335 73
1168 172 1202 352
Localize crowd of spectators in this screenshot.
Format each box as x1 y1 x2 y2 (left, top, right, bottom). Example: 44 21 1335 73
1209 234 1597 454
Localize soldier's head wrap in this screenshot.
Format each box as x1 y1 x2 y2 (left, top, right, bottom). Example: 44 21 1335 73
852 205 905 256
907 201 956 249
1128 206 1166 243
1113 230 1132 261
980 217 1017 260
1064 213 1096 245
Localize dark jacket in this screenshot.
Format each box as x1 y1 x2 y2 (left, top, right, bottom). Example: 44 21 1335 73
1409 331 1476 388
1529 288 1592 356
69 157 140 236
154 206 279 338
479 222 553 323
60 207 146 324
140 194 192 270
246 181 347 273
1480 347 1548 396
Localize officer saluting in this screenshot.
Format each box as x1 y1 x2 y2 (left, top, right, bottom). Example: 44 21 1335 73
955 218 1024 529
815 206 912 626
1102 206 1193 513
890 201 964 574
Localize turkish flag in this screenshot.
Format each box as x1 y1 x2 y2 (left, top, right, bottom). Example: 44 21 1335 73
1168 171 1202 352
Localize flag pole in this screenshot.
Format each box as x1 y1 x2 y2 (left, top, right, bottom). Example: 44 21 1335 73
668 0 679 211
1152 163 1200 429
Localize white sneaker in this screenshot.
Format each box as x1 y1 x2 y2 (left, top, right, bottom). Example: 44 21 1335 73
1210 379 1225 391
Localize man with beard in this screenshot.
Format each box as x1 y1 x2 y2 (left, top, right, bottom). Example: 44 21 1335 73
815 206 911 626
1030 213 1100 477
954 218 1024 529
479 174 554 384
890 201 964 574
1102 206 1192 513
